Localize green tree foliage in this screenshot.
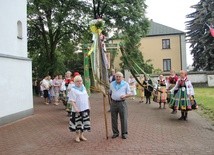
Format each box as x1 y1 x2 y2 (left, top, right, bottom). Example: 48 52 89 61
120 23 153 74
186 0 214 71
90 0 153 73
28 0 89 77
28 0 152 78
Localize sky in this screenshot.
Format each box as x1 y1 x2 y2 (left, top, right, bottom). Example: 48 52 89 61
145 0 200 66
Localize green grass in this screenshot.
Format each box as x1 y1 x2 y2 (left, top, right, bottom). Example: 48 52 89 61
194 87 214 121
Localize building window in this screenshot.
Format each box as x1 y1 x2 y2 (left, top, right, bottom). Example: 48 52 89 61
17 20 23 39
163 59 171 71
162 39 170 49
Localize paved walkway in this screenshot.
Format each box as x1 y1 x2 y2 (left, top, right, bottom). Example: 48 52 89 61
0 93 214 155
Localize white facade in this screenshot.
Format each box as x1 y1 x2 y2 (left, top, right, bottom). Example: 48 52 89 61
0 0 33 125
0 0 27 57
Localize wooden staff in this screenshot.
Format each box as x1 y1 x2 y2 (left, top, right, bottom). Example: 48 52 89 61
98 34 109 139
103 93 109 139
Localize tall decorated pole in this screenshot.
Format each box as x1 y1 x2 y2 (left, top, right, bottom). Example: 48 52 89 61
88 18 110 139
83 45 91 95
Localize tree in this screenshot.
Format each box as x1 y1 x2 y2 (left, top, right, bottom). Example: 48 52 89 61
119 23 153 74
186 0 214 71
28 0 89 77
28 0 152 78
90 0 153 73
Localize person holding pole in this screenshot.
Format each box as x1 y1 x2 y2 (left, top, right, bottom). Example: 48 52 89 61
110 72 132 139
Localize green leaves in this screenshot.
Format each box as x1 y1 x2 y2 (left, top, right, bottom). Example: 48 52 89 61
28 0 89 77
28 0 151 78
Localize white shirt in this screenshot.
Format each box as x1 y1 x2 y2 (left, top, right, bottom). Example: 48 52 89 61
60 80 66 91
170 78 194 96
128 78 136 84
42 79 49 90
67 83 74 91
110 80 131 101
68 86 89 112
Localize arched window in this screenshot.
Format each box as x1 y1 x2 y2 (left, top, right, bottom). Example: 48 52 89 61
17 20 22 39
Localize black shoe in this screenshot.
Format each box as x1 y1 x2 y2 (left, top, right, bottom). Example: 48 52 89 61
112 134 119 139
171 110 177 114
122 134 127 139
178 116 184 120
67 112 71 117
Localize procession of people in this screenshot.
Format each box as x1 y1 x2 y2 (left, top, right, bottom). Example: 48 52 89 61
35 68 198 143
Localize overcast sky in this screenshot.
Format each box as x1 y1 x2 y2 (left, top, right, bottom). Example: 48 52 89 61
145 0 199 65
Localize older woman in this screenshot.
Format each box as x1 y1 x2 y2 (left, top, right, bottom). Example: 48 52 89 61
68 76 90 142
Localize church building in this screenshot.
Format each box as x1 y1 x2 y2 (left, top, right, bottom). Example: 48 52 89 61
0 0 33 125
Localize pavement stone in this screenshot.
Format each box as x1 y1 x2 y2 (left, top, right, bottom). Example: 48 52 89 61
0 93 214 155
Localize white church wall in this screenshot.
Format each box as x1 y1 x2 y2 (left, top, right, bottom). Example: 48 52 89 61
0 0 33 125
0 0 27 58
0 56 33 118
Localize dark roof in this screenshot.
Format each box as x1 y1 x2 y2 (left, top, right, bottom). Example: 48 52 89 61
147 21 185 36
108 21 185 40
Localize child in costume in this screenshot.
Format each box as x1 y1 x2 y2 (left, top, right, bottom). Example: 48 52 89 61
156 75 167 109
137 75 145 103
166 70 178 114
143 76 153 104
170 70 198 121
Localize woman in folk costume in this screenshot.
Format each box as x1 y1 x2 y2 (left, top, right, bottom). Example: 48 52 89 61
137 75 145 103
128 75 137 100
156 75 167 109
68 75 90 142
166 70 179 114
143 76 153 104
170 70 198 121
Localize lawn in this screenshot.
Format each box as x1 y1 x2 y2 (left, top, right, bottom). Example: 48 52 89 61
194 87 214 121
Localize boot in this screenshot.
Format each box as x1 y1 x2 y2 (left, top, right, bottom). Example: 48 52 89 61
80 132 87 141
149 98 151 104
159 103 161 109
145 98 148 104
75 131 80 143
163 103 166 109
178 111 184 120
184 112 188 121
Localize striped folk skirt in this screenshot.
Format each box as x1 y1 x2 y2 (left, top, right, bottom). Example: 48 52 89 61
169 87 198 111
69 109 91 132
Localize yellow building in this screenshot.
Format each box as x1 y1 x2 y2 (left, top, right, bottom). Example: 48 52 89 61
112 21 187 73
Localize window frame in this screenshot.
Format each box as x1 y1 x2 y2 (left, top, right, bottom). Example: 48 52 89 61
163 59 171 72
17 20 23 39
162 39 170 49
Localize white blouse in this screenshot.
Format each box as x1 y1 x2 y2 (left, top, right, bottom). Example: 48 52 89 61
68 86 89 112
170 79 194 96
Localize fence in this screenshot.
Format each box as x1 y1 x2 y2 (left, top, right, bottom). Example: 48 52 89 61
124 70 214 87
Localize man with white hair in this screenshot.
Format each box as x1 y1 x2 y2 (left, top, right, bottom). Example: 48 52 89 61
110 72 132 139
